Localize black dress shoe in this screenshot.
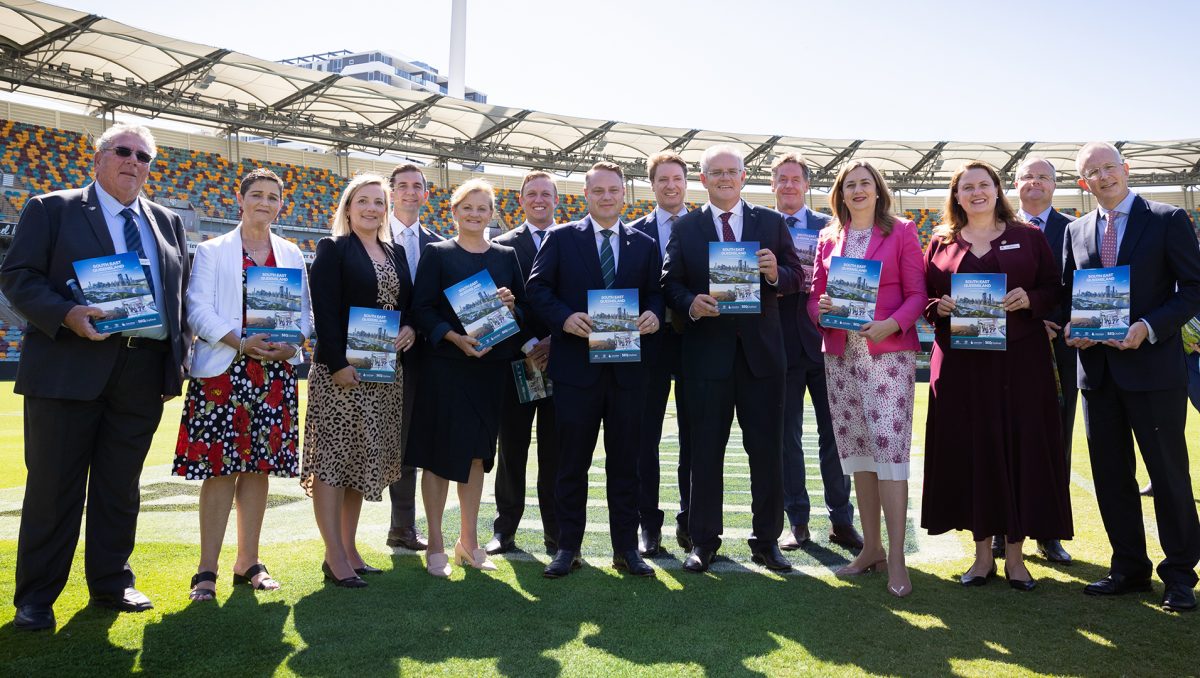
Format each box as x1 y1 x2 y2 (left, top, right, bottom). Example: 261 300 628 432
1004 565 1037 592
779 524 810 551
1083 573 1153 596
354 564 383 576
829 524 864 551
991 535 1006 558
1161 584 1197 612
683 546 716 573
485 532 516 556
322 561 368 588
1036 539 1072 564
960 562 997 587
386 526 428 550
614 550 656 577
14 604 54 631
638 528 663 558
89 587 153 612
750 542 794 572
675 523 693 552
543 550 583 579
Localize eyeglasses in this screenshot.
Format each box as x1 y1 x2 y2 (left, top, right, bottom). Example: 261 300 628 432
1017 173 1054 184
106 145 154 164
1082 163 1121 181
705 169 743 179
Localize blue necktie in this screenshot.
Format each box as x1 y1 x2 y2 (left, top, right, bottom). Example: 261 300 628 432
599 229 616 289
786 215 799 228
1030 216 1043 230
120 207 153 284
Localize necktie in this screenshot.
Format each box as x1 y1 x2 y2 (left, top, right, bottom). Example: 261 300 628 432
120 207 153 284
720 212 735 242
1100 210 1120 267
404 228 419 282
532 229 543 251
1029 216 1043 229
599 228 616 289
786 215 799 228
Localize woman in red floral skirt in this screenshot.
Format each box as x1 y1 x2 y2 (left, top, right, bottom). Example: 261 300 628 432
173 168 313 601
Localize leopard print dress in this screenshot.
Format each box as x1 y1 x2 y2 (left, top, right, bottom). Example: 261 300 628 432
300 257 404 501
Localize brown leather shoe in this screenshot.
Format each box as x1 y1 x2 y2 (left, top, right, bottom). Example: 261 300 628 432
779 524 810 551
386 526 428 551
829 523 864 551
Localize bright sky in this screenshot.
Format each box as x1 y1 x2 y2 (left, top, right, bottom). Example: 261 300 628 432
40 0 1200 143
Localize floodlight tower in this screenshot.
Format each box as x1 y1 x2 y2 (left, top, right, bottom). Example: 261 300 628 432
448 0 466 99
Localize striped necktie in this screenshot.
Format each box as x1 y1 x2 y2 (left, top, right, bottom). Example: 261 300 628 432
120 207 153 284
599 228 616 288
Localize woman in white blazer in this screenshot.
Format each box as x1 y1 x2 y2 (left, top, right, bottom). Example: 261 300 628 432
173 168 313 601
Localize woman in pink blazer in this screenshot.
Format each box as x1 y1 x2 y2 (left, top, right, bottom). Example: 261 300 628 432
808 161 926 597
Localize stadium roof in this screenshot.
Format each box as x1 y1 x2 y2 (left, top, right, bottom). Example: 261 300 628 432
3 0 1200 190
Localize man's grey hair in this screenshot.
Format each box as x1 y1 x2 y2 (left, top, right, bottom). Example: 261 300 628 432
94 123 157 156
700 144 745 175
1014 156 1057 183
1074 141 1124 177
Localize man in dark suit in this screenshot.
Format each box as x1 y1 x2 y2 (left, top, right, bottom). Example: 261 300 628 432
0 124 191 631
385 163 442 551
527 162 665 579
661 144 804 573
770 153 860 552
486 171 561 556
626 151 692 557
1064 141 1200 612
1009 156 1076 564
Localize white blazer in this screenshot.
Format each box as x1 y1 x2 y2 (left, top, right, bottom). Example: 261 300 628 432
187 225 313 378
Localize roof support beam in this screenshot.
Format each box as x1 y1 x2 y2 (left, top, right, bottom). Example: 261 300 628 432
376 94 444 129
820 140 864 174
13 14 102 57
667 129 700 151
469 109 532 144
743 135 782 167
905 141 948 179
270 73 341 111
558 120 617 156
151 49 231 89
999 141 1035 175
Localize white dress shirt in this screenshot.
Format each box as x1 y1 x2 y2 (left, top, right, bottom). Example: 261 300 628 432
653 205 687 259
705 200 744 241
590 216 622 272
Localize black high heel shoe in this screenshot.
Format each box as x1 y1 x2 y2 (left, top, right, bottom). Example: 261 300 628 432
960 561 997 587
322 561 368 588
1004 565 1037 591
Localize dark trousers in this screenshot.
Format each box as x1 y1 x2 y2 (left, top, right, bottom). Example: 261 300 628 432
1187 351 1200 412
15 347 165 607
552 370 642 552
781 359 852 529
640 328 690 534
686 346 785 551
492 380 559 546
388 358 420 532
1081 376 1200 586
1053 337 1079 463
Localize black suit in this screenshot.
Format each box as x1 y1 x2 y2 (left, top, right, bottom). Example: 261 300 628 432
526 218 664 552
628 209 692 535
1064 194 1200 586
1037 208 1079 460
0 183 190 608
490 223 560 547
661 201 803 551
388 225 443 534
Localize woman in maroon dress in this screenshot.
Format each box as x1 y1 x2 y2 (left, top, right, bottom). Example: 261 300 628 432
921 161 1072 591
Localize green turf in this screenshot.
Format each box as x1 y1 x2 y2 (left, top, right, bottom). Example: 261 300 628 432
0 380 1197 676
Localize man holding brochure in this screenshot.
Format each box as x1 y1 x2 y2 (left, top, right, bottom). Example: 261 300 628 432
526 161 664 579
1064 142 1200 612
661 144 804 573
0 123 190 630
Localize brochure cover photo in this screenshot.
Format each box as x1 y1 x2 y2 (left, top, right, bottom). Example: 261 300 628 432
346 306 400 383
819 256 881 330
708 241 760 313
71 252 161 333
244 266 304 342
444 269 519 350
511 359 552 403
587 288 640 363
788 228 819 292
1071 265 1131 340
950 273 1007 350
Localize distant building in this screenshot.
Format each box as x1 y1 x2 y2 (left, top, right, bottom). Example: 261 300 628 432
280 50 487 103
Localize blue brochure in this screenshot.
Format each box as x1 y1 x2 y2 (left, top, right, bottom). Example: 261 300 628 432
244 266 304 342
444 269 519 350
588 288 640 363
708 241 760 313
819 256 881 330
951 273 1007 350
346 306 400 383
1071 266 1131 340
788 228 820 292
71 252 161 333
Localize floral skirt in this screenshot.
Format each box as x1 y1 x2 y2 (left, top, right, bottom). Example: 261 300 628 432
173 355 300 480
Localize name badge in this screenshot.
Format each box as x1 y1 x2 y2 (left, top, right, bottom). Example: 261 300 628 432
999 243 1021 251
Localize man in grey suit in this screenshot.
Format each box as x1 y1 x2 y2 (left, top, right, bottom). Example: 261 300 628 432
386 163 442 551
771 153 860 552
0 123 191 631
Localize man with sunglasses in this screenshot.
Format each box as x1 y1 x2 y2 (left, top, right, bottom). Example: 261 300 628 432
1 123 191 631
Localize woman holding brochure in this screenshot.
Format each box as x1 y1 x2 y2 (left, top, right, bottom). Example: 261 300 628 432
303 173 416 589
407 178 527 577
808 161 925 598
176 168 313 601
921 161 1071 592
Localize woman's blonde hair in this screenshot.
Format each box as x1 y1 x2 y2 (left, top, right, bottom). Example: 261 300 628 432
330 173 392 242
450 177 496 212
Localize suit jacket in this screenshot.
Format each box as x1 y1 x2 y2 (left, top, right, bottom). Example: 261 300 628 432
493 223 553 343
0 183 191 398
807 219 927 356
1039 208 1078 388
309 234 412 374
526 217 664 389
661 201 803 380
781 208 831 366
1064 194 1200 391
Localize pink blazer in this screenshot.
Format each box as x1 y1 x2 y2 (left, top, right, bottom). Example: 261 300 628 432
807 219 927 356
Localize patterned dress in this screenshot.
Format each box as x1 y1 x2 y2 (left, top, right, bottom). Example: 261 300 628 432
173 250 301 480
300 257 404 501
824 227 916 481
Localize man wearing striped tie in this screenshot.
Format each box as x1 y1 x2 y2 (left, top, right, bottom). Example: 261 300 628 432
1064 141 1200 612
1 123 191 630
526 162 665 579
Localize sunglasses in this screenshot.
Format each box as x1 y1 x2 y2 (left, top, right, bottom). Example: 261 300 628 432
107 145 154 164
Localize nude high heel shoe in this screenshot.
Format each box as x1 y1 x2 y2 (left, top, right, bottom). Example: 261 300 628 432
426 551 451 578
455 541 498 571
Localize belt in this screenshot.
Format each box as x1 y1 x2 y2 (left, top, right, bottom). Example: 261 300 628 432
121 336 170 353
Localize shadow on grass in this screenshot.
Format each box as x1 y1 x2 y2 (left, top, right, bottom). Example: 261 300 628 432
1 607 136 674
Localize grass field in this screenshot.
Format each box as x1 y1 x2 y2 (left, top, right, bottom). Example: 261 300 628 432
0 380 1197 676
